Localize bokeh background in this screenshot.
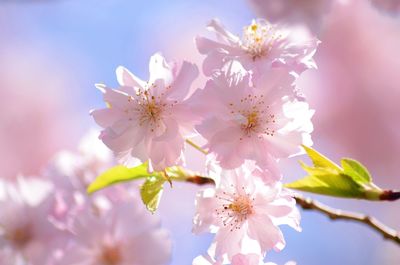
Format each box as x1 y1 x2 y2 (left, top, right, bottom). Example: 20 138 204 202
1 0 400 264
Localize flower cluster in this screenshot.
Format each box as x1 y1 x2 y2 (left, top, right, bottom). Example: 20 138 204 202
91 18 317 264
0 133 172 265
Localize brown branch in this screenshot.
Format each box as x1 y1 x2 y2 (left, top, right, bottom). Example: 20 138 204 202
295 194 400 245
178 155 400 246
185 175 215 185
380 190 400 201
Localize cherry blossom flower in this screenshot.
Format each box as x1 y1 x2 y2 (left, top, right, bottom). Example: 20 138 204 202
193 163 300 262
91 53 199 171
0 249 18 265
300 0 400 177
0 177 69 265
193 253 296 265
0 43 79 181
371 0 400 14
247 0 334 34
47 130 113 194
192 62 313 169
196 18 318 80
44 130 131 225
58 201 172 265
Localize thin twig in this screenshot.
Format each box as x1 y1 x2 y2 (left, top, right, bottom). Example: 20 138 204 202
185 139 208 155
294 194 400 245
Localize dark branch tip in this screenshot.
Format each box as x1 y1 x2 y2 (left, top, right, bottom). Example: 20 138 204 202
380 190 400 201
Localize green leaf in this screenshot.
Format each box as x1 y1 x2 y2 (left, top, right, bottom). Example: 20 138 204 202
285 173 364 198
302 145 341 172
140 175 165 213
341 158 371 183
299 161 338 176
87 162 151 194
285 146 386 201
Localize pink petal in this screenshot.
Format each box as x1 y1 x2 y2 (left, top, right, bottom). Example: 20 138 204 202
196 36 232 54
193 188 219 234
148 134 184 170
101 126 142 153
101 88 130 109
168 61 199 101
214 226 246 259
207 19 240 45
124 229 172 265
265 131 303 158
90 108 121 128
116 66 146 89
202 50 227 76
149 53 173 85
248 214 285 252
231 253 261 265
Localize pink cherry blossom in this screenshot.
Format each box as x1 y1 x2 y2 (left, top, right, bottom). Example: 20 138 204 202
47 130 113 194
230 254 296 265
192 62 313 169
91 53 199 171
0 177 69 265
0 46 78 181
44 130 131 225
58 200 172 265
193 253 260 265
300 0 400 178
247 0 334 33
196 18 318 79
0 249 17 264
371 0 400 14
193 253 296 265
193 163 300 262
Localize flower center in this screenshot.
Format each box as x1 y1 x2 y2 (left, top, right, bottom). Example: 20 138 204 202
228 94 277 139
242 112 259 134
216 189 255 231
124 84 177 133
99 244 122 265
6 225 33 248
137 90 164 129
242 20 281 61
229 195 254 217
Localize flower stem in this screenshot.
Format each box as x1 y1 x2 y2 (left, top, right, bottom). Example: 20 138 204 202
185 139 208 155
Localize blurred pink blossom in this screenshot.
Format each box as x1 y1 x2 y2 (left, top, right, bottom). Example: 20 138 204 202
58 201 172 265
194 252 296 265
0 177 69 265
371 0 400 14
44 130 132 225
300 0 400 179
247 0 334 33
0 45 78 180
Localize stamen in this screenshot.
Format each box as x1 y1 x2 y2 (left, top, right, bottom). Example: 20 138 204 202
122 84 178 133
99 244 122 265
216 189 255 231
229 94 276 138
5 225 32 248
242 20 282 61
